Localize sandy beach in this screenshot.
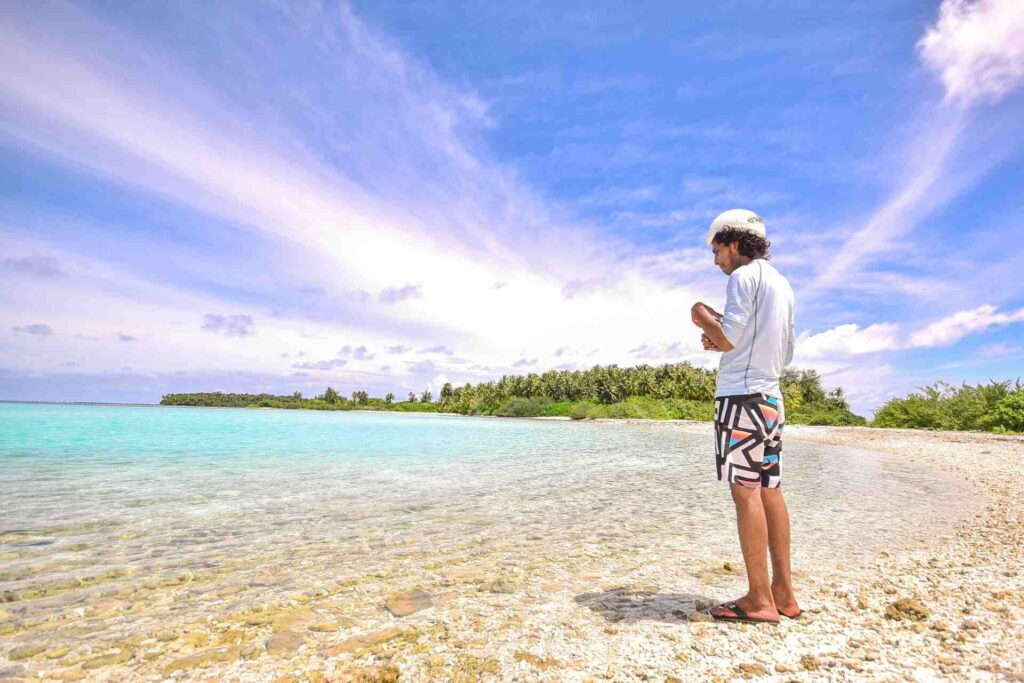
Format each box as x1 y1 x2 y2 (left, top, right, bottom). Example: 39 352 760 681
2 422 1022 682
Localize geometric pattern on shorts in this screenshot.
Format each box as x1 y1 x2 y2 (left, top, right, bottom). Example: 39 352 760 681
713 393 785 489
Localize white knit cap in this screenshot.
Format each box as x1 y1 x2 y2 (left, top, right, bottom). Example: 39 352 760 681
705 209 767 245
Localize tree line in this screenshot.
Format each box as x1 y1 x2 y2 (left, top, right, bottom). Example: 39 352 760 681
872 380 1024 433
160 362 867 425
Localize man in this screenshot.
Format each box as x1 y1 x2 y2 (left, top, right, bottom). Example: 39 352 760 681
690 209 801 625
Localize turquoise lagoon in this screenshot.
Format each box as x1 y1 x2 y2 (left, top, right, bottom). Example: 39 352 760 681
0 403 973 675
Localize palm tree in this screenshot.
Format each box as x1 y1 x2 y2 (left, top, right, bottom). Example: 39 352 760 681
385 392 394 404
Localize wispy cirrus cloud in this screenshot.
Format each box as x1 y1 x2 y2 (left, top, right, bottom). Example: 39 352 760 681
0 0 690 384
811 0 1024 292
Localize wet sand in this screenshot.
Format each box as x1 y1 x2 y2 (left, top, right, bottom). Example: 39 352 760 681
1 424 1021 682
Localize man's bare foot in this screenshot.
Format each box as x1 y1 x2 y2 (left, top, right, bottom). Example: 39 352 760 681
771 586 801 618
708 594 779 623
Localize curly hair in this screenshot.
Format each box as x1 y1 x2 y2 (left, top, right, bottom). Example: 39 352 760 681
711 228 771 259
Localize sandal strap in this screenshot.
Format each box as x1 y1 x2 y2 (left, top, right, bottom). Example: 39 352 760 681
712 601 751 620
726 602 750 619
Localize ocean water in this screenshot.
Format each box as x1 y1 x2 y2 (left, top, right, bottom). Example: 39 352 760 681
0 403 972 672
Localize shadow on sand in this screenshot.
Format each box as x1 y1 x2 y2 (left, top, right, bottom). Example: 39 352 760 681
574 587 718 624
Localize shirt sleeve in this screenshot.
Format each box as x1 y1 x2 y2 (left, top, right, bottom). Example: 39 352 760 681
720 270 754 347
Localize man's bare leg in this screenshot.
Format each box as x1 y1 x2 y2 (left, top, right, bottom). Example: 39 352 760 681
761 487 801 615
709 483 778 621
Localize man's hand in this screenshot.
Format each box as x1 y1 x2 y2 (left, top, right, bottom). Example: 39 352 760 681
691 302 734 352
691 302 722 327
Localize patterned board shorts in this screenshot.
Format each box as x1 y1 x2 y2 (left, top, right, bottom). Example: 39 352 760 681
714 393 785 489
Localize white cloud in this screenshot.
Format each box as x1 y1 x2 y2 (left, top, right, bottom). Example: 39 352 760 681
293 358 348 371
812 0 1024 292
810 113 966 290
202 314 256 338
2 254 65 278
795 305 1024 361
795 322 901 360
0 2 709 393
907 304 1024 348
918 0 1024 107
378 284 423 304
12 323 53 336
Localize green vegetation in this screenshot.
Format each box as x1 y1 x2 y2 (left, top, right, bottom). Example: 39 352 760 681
871 380 1024 433
781 369 867 426
161 362 867 426
566 397 715 421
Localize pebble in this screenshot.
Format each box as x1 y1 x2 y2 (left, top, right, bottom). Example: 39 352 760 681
885 597 931 621
307 622 340 632
737 662 767 676
271 607 314 632
161 646 242 675
7 643 44 660
484 578 518 594
82 649 133 669
384 589 433 616
265 630 304 656
320 626 405 657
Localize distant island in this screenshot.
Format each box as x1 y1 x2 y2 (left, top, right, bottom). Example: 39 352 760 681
162 362 866 425
161 362 1024 433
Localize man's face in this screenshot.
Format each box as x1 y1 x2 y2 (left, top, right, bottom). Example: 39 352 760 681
711 240 740 275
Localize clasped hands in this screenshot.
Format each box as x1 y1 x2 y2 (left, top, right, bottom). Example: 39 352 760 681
691 302 724 353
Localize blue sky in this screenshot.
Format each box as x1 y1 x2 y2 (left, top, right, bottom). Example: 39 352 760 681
1 0 1022 414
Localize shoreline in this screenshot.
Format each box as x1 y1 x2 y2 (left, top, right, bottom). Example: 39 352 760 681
1 424 1021 681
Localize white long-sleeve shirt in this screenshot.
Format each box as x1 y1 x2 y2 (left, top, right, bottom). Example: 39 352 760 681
716 259 795 398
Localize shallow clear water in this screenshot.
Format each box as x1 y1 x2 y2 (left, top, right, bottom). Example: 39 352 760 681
0 403 970 672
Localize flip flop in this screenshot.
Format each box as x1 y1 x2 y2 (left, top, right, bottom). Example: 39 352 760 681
709 601 779 625
779 608 803 620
